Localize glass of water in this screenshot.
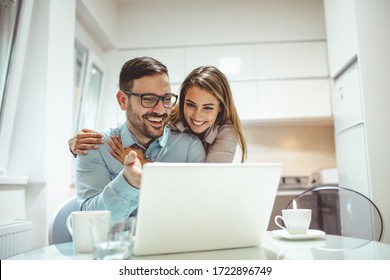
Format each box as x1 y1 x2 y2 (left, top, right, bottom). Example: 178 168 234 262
90 217 136 260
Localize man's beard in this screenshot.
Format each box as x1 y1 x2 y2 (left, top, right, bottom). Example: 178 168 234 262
126 107 168 140
138 113 168 139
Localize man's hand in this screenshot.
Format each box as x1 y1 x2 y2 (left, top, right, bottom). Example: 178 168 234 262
123 150 143 188
68 128 104 155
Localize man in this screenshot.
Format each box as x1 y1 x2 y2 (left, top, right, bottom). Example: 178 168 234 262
76 57 205 219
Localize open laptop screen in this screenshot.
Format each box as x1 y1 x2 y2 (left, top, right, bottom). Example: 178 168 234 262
133 163 282 256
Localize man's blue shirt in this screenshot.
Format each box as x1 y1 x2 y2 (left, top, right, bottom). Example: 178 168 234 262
75 123 206 218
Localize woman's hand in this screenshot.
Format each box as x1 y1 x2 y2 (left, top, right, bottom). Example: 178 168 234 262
108 135 150 166
68 128 104 155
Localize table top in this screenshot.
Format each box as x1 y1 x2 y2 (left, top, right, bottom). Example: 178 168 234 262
7 231 390 260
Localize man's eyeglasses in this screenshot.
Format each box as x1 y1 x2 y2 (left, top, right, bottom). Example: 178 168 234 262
123 91 178 108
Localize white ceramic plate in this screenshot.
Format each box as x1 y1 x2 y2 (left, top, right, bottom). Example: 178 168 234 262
272 229 326 240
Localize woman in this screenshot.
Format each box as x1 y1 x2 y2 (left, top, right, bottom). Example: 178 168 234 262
69 66 247 163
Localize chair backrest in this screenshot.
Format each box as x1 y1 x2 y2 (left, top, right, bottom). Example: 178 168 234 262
285 186 384 241
48 196 79 245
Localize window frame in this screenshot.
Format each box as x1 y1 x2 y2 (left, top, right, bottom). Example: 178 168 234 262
74 49 105 132
0 0 34 174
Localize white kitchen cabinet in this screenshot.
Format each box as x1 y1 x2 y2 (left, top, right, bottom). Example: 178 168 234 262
255 41 329 78
120 40 331 123
324 0 358 77
331 62 363 133
253 41 331 121
229 82 260 120
184 45 257 80
229 79 331 122
256 79 331 120
335 124 370 197
185 42 331 122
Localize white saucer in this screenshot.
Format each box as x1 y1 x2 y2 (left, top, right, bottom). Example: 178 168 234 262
272 229 326 240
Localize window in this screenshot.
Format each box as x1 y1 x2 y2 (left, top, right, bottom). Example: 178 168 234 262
0 0 21 124
73 40 104 132
78 62 103 130
0 0 33 174
73 40 88 132
70 41 104 185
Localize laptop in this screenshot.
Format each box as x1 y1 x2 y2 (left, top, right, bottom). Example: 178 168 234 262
132 163 282 256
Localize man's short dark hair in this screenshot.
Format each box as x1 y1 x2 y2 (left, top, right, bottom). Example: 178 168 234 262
119 56 169 91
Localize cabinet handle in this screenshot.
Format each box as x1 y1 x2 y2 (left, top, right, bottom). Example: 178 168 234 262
338 86 344 99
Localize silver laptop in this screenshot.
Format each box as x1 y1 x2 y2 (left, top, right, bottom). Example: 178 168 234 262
132 163 282 256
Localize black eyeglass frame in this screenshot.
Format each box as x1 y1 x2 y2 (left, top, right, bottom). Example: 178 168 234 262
123 90 178 108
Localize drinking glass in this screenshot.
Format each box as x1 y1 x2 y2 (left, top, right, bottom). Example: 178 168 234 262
91 217 136 260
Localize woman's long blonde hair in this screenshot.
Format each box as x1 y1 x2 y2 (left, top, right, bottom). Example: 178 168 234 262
170 65 247 162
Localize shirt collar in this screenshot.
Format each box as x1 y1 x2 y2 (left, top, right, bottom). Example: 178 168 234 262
170 121 187 133
119 123 169 148
203 123 219 144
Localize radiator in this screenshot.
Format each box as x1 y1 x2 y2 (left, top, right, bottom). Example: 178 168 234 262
0 221 32 259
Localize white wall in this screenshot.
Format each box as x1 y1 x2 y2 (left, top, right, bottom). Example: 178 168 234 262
3 0 75 248
244 124 336 176
354 0 390 243
76 0 118 50
117 0 326 48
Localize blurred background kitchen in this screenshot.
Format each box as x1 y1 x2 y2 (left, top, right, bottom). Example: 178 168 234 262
0 0 389 258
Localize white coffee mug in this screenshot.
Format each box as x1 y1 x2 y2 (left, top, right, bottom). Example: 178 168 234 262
274 209 311 235
66 210 110 253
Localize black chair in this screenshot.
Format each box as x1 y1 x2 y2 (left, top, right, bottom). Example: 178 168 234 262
285 186 384 241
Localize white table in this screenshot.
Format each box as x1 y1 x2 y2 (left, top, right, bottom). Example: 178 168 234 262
7 232 390 260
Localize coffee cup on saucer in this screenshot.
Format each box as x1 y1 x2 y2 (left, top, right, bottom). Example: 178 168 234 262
274 209 311 235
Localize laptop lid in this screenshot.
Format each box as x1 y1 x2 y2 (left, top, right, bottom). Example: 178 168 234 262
132 163 282 256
